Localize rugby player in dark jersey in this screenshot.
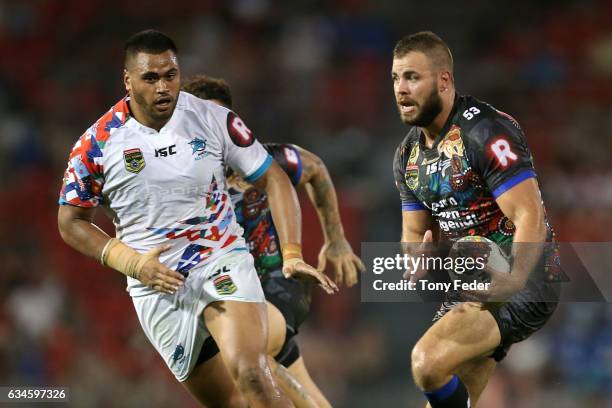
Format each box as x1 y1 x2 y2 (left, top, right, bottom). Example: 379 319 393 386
183 75 365 408
391 32 560 407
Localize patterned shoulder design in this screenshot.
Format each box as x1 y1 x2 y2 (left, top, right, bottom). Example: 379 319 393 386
393 127 424 211
456 95 536 199
394 127 421 169
59 98 130 207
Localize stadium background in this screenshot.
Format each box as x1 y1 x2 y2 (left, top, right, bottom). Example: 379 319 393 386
1 0 611 406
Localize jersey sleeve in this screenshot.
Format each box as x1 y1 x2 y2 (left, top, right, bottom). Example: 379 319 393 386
58 130 105 207
220 110 272 183
393 143 425 211
263 143 303 186
466 113 536 199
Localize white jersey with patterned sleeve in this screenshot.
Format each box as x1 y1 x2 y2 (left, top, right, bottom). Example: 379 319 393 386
59 91 272 297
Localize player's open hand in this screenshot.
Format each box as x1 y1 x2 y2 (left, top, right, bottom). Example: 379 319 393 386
283 258 339 294
462 267 524 303
317 238 365 287
403 230 433 282
138 244 185 295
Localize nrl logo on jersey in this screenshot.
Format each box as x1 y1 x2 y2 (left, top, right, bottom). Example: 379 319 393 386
123 148 145 173
405 144 420 190
213 274 237 295
189 137 208 160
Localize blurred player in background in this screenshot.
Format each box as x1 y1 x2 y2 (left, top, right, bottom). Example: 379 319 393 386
391 32 560 407
183 75 365 408
57 29 338 408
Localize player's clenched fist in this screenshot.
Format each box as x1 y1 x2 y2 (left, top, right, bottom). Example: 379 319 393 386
101 238 185 294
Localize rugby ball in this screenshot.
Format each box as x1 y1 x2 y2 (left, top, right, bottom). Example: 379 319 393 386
448 235 511 283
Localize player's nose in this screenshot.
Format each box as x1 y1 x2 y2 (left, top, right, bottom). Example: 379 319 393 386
395 79 410 95
156 79 169 93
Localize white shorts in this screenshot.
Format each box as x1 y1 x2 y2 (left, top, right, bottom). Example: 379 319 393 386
132 249 265 382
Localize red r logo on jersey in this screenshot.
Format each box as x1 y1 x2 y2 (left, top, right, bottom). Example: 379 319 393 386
227 112 254 147
284 146 298 165
489 137 517 169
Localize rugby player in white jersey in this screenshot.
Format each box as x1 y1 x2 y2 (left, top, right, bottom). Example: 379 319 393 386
183 74 366 408
57 29 337 408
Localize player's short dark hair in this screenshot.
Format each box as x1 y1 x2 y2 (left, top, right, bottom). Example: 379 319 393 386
182 75 233 109
393 31 453 72
124 29 177 68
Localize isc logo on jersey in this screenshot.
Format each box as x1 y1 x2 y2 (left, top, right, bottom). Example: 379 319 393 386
488 136 517 169
227 112 254 147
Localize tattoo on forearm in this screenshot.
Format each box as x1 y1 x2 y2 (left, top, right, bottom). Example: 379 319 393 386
313 177 343 241
299 150 345 242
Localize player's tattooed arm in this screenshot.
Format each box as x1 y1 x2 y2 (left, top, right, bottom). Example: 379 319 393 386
58 205 184 294
296 147 342 242
253 161 338 294
295 146 365 287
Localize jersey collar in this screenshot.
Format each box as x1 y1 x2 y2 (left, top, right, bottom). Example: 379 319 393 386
123 94 181 135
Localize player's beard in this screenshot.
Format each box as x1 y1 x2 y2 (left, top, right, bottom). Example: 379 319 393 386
401 85 443 127
132 91 176 126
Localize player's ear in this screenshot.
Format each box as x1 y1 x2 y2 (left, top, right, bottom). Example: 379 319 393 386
438 70 452 93
123 69 131 94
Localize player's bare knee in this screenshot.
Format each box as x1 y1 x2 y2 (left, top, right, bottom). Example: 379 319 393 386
224 351 270 394
235 363 269 396
411 343 447 390
412 359 447 391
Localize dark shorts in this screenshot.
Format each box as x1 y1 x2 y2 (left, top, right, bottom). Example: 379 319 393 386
433 278 560 362
260 269 313 336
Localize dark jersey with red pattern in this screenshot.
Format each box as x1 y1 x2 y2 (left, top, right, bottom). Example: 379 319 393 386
230 143 303 276
394 94 553 244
